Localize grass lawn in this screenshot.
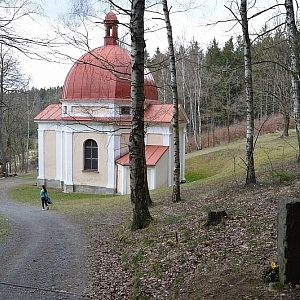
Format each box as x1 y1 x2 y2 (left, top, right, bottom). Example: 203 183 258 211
7 175 131 218
185 131 299 183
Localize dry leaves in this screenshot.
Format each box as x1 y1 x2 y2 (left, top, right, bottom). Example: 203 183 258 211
83 167 300 299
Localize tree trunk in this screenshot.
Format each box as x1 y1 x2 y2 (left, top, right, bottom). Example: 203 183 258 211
285 0 300 161
129 0 152 230
282 112 290 137
162 0 181 203
196 51 203 150
0 52 6 175
144 154 152 206
240 0 256 184
0 133 6 175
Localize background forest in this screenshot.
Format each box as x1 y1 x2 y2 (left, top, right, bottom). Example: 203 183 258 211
0 16 293 175
148 27 292 151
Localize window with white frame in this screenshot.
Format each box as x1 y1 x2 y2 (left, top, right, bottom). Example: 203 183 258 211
84 139 98 170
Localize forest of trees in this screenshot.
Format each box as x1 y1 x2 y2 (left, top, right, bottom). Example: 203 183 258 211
0 78 61 174
148 26 293 151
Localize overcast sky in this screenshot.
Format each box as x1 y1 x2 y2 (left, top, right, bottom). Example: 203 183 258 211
18 0 283 89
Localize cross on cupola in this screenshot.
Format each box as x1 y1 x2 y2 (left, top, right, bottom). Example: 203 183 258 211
104 11 119 46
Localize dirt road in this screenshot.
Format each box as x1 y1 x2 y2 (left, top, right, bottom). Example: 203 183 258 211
0 177 87 299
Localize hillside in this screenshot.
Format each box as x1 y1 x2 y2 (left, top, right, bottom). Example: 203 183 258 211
83 131 300 299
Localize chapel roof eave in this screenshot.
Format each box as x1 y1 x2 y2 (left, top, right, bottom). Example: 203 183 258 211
34 104 189 125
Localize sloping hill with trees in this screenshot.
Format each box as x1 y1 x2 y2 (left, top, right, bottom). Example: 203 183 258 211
81 130 300 299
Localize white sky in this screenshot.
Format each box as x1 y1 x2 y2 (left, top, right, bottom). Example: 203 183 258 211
16 0 284 89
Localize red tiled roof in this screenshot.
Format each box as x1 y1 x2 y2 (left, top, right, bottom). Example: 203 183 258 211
144 104 173 123
34 104 182 124
34 104 62 121
116 145 168 166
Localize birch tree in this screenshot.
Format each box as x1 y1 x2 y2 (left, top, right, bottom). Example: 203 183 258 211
240 0 256 184
0 47 6 173
162 0 181 202
129 0 152 230
285 0 300 162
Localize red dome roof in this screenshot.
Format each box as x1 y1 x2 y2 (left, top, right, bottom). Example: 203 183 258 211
105 11 118 21
62 12 158 102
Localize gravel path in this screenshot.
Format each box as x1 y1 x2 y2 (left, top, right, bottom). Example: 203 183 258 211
0 177 87 300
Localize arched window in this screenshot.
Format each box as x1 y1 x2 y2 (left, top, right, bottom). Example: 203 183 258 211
84 139 98 170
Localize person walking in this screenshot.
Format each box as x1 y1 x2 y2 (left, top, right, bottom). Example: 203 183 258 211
40 185 49 210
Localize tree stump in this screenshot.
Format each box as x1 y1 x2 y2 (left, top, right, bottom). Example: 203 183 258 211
204 210 228 227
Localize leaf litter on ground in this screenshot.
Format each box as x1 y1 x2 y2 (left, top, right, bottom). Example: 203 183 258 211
83 160 300 300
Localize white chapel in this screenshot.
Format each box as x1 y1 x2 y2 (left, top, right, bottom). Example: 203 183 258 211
34 12 188 195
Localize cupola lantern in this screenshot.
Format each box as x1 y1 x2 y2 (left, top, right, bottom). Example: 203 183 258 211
104 11 118 46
